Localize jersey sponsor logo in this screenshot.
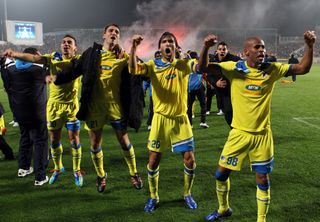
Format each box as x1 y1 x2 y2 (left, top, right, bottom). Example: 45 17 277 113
245 84 261 91
101 65 112 70
165 73 176 80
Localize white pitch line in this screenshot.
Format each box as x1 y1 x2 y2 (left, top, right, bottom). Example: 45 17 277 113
293 117 320 130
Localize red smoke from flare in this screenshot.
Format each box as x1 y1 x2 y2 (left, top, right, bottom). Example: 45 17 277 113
167 25 187 47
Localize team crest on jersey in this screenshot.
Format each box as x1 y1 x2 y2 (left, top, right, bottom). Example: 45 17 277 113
52 52 63 61
101 65 112 70
165 73 176 80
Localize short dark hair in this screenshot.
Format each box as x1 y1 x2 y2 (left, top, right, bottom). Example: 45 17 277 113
154 51 161 58
63 34 77 45
104 24 120 33
217 42 228 47
189 51 198 59
23 47 39 55
158 32 179 49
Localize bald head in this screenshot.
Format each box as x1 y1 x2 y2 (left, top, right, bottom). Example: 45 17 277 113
244 37 263 50
243 36 266 68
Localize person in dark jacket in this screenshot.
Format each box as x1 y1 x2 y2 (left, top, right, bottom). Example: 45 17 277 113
209 42 241 126
187 51 209 128
55 24 144 193
0 47 49 186
264 52 277 62
288 54 299 82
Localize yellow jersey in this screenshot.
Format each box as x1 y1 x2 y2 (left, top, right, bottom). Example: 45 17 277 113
134 58 196 117
44 52 81 103
218 61 290 132
91 49 129 105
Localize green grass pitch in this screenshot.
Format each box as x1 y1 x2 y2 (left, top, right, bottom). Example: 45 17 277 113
0 64 319 222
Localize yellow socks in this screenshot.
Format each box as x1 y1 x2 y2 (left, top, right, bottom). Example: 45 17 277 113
183 164 196 196
51 143 63 171
256 186 270 222
147 164 159 200
122 144 137 176
216 178 230 214
71 144 82 172
91 147 105 178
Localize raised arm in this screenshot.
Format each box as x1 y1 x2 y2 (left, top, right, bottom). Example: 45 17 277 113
2 48 46 64
54 57 82 85
128 35 144 74
288 31 316 75
198 34 222 76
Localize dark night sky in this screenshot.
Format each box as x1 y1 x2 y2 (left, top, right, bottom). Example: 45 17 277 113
1 0 319 35
0 0 143 32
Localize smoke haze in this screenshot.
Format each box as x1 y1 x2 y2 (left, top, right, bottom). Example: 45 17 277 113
122 0 319 58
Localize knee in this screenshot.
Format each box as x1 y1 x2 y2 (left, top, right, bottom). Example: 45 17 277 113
183 154 195 169
148 159 159 170
50 142 60 149
148 152 161 170
257 182 270 191
185 159 196 169
90 139 101 149
256 173 270 190
121 143 132 151
215 169 230 181
118 133 129 147
70 139 78 147
50 138 60 145
91 143 100 150
70 141 81 149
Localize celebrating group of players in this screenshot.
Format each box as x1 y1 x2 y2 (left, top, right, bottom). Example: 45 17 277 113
1 23 316 221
